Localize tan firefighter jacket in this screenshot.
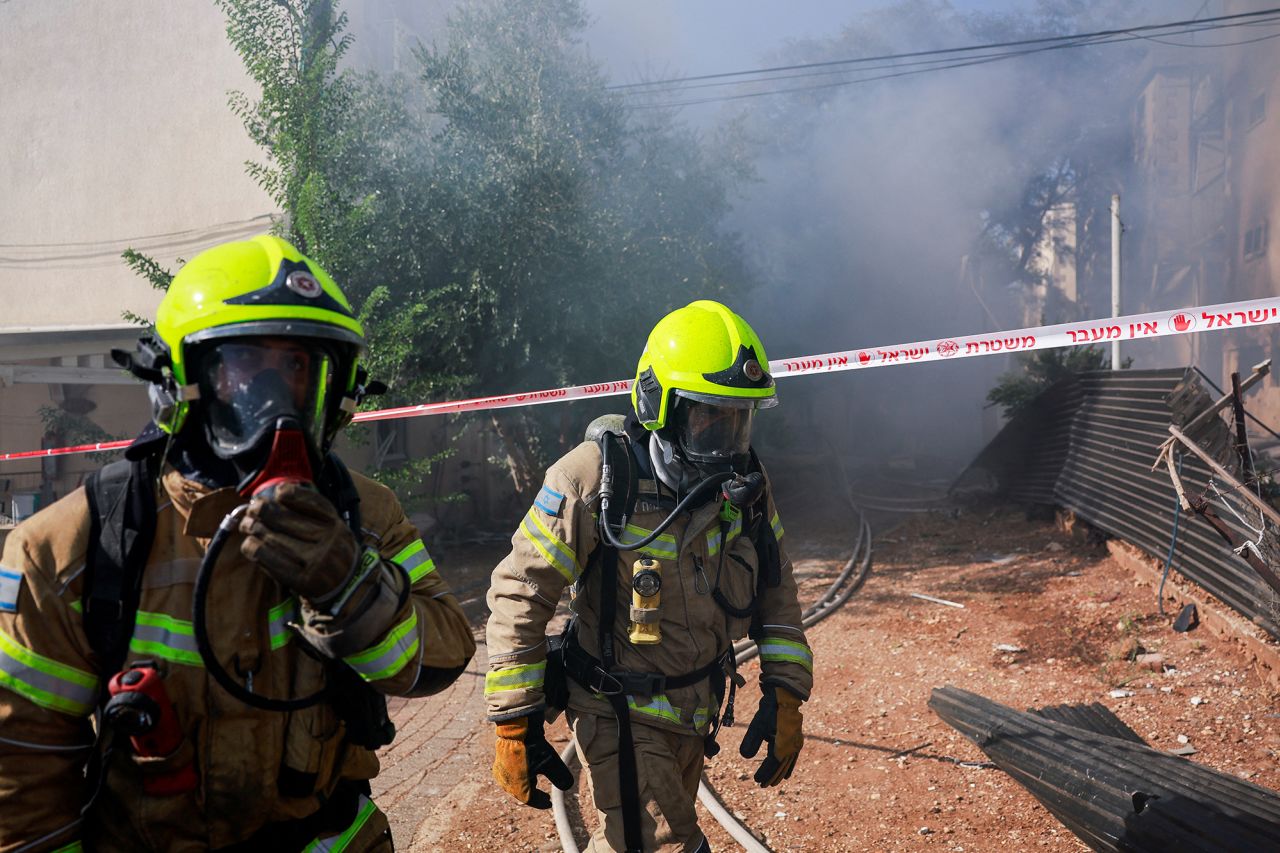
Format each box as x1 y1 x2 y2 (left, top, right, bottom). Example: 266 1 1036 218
486 440 813 737
0 464 475 852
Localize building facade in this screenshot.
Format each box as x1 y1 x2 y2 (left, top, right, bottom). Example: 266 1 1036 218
1127 0 1279 426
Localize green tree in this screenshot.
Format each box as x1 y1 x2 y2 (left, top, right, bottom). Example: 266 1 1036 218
410 0 752 499
216 0 753 513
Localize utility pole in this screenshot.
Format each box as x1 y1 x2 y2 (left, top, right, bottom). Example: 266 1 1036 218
1111 193 1122 370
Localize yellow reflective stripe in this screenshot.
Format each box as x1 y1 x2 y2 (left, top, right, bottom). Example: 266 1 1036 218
627 692 682 724
344 613 419 682
620 524 677 560
706 516 743 556
52 843 83 853
268 597 297 650
304 795 377 852
692 705 714 732
0 629 97 717
484 661 546 695
392 539 436 583
759 637 812 672
130 610 202 667
520 509 580 583
771 511 784 540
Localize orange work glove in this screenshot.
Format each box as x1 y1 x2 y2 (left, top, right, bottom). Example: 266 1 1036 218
739 685 804 787
239 482 359 604
493 713 574 809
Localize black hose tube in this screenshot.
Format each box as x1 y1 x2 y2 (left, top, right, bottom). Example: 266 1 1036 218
192 505 326 712
598 470 733 552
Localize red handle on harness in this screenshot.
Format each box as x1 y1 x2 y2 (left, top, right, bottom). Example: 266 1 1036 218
105 662 197 795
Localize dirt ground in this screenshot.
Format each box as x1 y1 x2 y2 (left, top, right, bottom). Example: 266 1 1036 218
382 482 1280 852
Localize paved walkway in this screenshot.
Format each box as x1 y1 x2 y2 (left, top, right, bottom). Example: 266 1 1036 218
373 641 491 848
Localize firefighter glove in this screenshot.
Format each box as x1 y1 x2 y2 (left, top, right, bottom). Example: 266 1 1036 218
240 482 359 604
493 712 574 809
739 684 804 787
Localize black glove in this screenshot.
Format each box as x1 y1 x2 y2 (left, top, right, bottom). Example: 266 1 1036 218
740 685 804 787
493 712 574 809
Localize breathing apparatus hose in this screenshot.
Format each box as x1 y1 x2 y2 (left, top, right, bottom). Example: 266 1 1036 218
597 467 733 552
192 504 327 712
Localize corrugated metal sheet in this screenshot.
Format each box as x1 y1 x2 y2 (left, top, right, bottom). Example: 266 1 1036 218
953 377 1081 504
1030 702 1146 745
960 367 1280 639
931 686 1280 852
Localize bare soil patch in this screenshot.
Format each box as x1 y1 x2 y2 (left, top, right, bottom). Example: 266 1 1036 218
400 498 1280 851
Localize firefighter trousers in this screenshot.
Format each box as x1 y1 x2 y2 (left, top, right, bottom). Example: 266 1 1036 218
569 710 708 853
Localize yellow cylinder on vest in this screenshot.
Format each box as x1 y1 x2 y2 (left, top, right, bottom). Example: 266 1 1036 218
629 558 662 645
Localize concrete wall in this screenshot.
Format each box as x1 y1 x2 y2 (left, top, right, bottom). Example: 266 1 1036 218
0 0 275 327
0 1 272 504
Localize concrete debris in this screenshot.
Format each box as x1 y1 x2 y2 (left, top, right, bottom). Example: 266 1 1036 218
994 644 1025 653
1109 689 1135 699
1172 603 1199 633
1135 653 1166 672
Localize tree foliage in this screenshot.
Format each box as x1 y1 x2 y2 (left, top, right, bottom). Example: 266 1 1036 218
216 0 753 511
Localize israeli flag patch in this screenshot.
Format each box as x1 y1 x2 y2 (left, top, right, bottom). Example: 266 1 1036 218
0 568 22 613
533 484 566 517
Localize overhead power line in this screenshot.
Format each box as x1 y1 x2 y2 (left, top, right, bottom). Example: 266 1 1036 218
613 7 1280 109
609 6 1280 92
0 215 278 270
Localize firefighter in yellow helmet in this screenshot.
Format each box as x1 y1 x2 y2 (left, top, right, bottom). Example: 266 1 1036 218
0 235 475 851
486 301 812 852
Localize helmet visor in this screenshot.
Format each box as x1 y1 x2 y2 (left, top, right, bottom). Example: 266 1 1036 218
194 337 335 458
671 397 754 465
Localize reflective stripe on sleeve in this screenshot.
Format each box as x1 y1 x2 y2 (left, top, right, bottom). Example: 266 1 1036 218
759 636 812 672
52 843 84 853
0 629 98 717
484 660 546 695
268 597 298 650
392 539 436 583
519 509 580 583
303 795 378 852
130 610 203 667
618 524 678 561
344 612 420 682
771 511 784 540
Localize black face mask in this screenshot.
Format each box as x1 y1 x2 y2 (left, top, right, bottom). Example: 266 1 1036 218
181 337 339 491
195 338 336 462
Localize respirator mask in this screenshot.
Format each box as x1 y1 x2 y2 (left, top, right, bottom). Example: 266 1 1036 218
192 336 340 493
651 396 755 493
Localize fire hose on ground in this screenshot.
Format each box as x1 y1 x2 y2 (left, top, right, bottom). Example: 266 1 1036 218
550 499 874 852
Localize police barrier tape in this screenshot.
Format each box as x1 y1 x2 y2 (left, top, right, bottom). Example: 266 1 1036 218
5 295 1280 463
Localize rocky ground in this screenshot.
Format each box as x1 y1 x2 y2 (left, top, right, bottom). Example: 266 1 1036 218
374 473 1280 852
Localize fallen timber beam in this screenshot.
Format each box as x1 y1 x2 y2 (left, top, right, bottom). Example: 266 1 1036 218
929 685 1280 852
1165 424 1280 530
1153 359 1271 465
